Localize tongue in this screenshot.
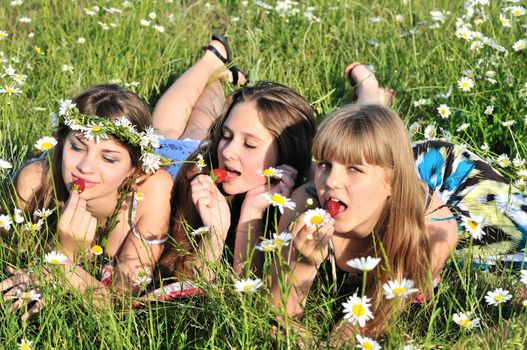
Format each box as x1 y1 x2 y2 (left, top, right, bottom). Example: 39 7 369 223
325 201 341 218
213 169 229 184
72 178 86 193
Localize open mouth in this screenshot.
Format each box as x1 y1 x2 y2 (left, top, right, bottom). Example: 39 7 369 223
224 166 241 180
325 198 348 217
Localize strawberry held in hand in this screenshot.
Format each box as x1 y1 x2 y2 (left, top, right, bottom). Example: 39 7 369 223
212 169 228 184
325 200 341 218
72 178 86 193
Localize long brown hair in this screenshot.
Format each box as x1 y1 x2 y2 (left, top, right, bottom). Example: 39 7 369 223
312 104 431 335
158 81 317 276
15 84 152 232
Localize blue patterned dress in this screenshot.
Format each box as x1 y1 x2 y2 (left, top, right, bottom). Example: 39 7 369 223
413 140 527 262
155 138 200 179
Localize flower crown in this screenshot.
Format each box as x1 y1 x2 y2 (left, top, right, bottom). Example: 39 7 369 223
57 99 171 174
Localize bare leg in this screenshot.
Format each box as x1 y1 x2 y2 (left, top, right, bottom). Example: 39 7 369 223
180 81 224 141
153 40 246 139
346 64 395 105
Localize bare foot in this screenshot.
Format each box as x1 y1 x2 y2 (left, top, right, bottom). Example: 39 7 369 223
345 63 394 105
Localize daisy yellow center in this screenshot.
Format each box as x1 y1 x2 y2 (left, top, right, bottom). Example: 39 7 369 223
518 44 525 49
462 32 469 39
0 219 6 226
352 304 365 317
263 169 274 176
30 224 38 230
461 82 470 88
91 125 102 132
20 291 31 300
494 295 504 302
91 245 103 254
35 46 41 53
440 108 447 114
467 220 478 230
263 245 275 251
513 10 521 16
310 216 324 225
49 258 60 264
136 193 144 199
243 285 254 292
273 239 284 246
6 88 14 93
198 159 205 166
393 287 407 296
500 159 509 166
271 194 285 205
41 141 53 150
459 319 472 327
429 130 436 137
20 344 30 350
362 341 373 350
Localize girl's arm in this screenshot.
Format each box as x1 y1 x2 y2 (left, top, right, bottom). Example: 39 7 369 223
270 184 334 317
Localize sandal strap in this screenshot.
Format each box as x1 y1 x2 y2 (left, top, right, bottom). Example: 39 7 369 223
201 45 228 64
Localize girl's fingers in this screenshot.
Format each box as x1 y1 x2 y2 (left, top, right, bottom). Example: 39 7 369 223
22 300 45 320
3 282 28 302
60 190 80 228
88 217 97 240
0 273 29 292
9 299 24 312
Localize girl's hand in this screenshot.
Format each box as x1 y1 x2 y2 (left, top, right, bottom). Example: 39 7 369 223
58 190 98 259
243 164 299 215
291 211 335 266
0 266 45 320
190 174 231 235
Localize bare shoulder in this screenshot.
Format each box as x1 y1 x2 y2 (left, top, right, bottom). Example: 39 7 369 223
16 160 47 207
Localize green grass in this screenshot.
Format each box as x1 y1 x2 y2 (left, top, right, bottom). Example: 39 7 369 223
1 0 527 348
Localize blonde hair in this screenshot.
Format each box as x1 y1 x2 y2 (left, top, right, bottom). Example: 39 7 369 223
313 104 431 335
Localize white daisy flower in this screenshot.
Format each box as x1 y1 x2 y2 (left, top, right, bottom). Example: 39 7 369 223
140 19 151 27
383 279 419 299
134 192 146 202
510 6 526 16
513 156 525 167
18 339 33 350
19 16 31 23
0 31 9 40
303 208 330 228
409 122 420 137
496 154 511 168
140 126 163 149
0 214 13 230
342 292 374 327
346 256 381 272
514 178 526 192
412 98 430 107
258 167 284 178
25 220 44 232
14 208 24 224
153 25 165 33
11 0 24 6
190 226 210 237
424 124 437 140
457 123 470 132
520 270 527 286
499 13 511 27
461 214 487 240
58 99 76 116
502 120 516 127
12 73 27 85
0 85 22 96
480 143 489 152
518 169 527 178
196 154 207 171
90 245 103 255
356 334 382 350
484 105 494 115
83 123 108 143
17 289 42 302
134 266 152 289
513 39 526 51
0 158 12 170
457 76 474 92
437 104 451 119
34 208 54 219
485 288 512 306
44 251 68 265
271 231 293 248
62 64 74 73
453 312 480 329
235 278 263 293
35 136 57 151
140 152 162 174
255 239 278 252
260 193 296 214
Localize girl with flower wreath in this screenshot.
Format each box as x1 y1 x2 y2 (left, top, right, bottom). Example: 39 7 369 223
270 64 527 340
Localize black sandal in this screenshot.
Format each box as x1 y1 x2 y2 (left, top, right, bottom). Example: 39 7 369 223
201 33 248 86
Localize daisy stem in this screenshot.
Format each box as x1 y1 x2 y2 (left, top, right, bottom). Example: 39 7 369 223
361 271 368 297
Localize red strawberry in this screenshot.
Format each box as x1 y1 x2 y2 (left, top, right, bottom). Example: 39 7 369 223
325 200 341 218
212 169 228 184
72 178 86 193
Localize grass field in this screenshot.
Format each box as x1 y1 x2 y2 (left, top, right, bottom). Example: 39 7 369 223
1 0 527 348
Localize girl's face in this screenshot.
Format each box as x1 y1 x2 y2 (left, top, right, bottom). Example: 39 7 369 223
62 131 135 201
217 101 278 195
314 158 392 237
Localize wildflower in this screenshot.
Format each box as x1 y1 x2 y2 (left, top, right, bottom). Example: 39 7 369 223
356 334 381 350
258 167 283 178
11 0 23 6
437 104 451 119
0 31 9 40
0 85 22 96
44 251 68 265
134 266 152 289
271 231 292 248
14 208 24 224
453 312 480 329
516 270 527 287
261 193 296 214
140 127 162 149
383 279 419 299
502 120 516 127
134 192 145 202
480 143 489 152
59 99 76 116
140 19 151 27
0 214 12 230
13 73 27 85
346 256 381 271
513 39 526 51
515 178 526 192
18 339 32 350
430 10 448 23
510 6 526 16
496 154 511 168
342 292 373 327
34 208 54 219
457 77 474 92
0 159 12 170
148 12 157 19
255 240 277 252
484 105 494 115
457 123 470 132
77 37 86 44
153 25 165 33
412 98 429 107
513 156 525 167
485 288 512 306
500 13 511 27
19 17 31 23
424 124 437 140
435 86 452 99
90 245 103 255
140 152 162 174
303 208 330 228
194 154 207 171
456 27 473 41
470 41 484 51
62 64 74 73
461 214 487 240
518 169 527 178
409 122 420 137
235 278 263 293
395 14 403 23
25 220 43 231
190 226 210 237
